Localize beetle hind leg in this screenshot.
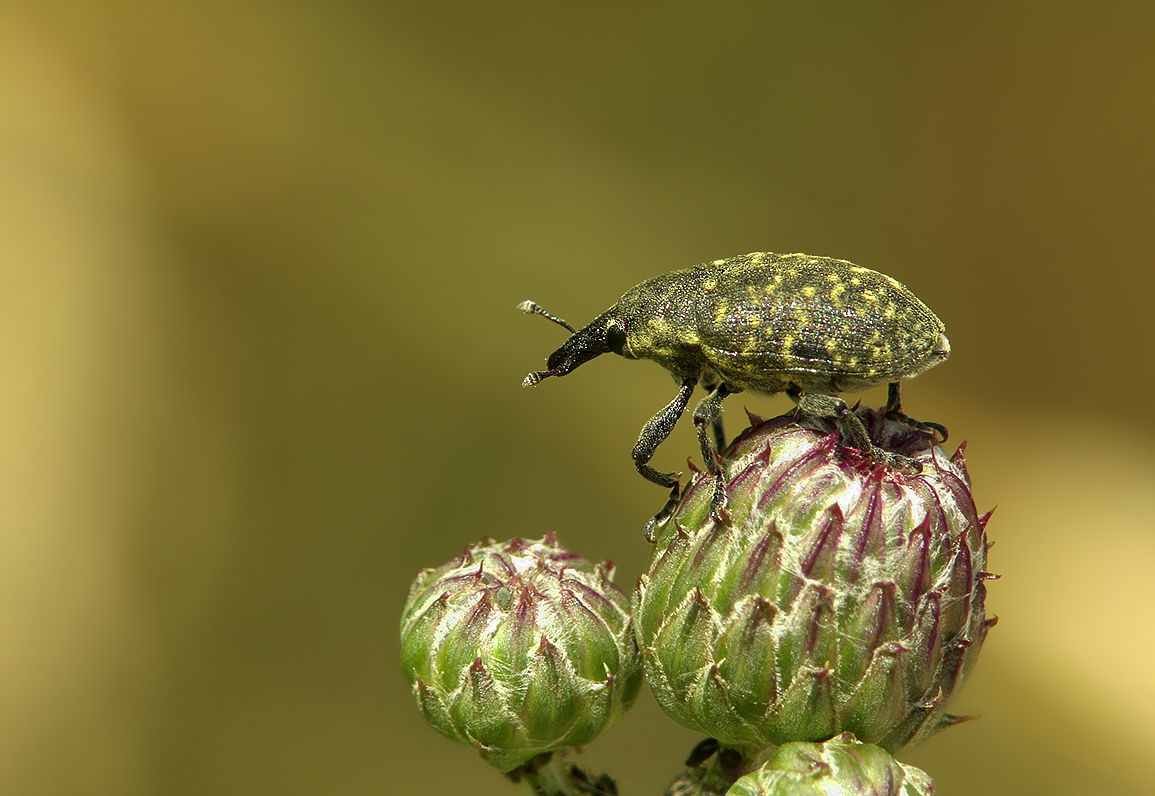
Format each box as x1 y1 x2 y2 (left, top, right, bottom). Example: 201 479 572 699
700 374 727 450
885 382 949 443
792 388 924 473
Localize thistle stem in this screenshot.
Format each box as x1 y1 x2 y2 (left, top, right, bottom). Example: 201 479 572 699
505 749 617 796
666 740 757 796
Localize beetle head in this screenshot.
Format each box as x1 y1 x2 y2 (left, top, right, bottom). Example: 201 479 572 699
520 303 627 387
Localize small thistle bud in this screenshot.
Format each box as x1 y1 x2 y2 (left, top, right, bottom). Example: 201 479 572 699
728 733 935 796
400 533 643 772
633 408 995 754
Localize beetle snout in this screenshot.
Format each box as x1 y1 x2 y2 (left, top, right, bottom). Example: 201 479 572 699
545 350 575 375
546 319 618 375
546 343 603 376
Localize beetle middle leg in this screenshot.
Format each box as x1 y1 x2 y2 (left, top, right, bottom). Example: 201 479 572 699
692 382 739 523
791 388 923 473
635 378 697 541
700 373 728 451
885 382 949 442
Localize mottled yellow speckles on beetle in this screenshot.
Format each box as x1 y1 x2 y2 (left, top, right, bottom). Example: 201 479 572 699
519 252 950 539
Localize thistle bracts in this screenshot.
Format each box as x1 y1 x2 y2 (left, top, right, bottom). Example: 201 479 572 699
400 532 642 772
728 732 935 796
634 407 995 754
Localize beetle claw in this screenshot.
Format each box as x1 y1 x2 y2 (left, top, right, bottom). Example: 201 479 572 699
644 511 672 543
924 421 949 443
709 505 731 526
886 409 949 444
644 483 682 542
708 478 730 525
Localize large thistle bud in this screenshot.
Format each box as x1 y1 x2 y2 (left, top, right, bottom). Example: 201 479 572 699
400 532 642 773
633 408 995 755
728 732 935 796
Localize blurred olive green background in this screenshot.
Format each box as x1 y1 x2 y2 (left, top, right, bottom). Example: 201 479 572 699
2 2 1153 794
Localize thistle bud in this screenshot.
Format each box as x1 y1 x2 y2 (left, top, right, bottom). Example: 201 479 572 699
729 733 935 796
400 533 642 772
633 408 995 754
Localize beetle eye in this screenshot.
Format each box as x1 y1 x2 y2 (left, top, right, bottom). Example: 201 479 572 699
606 322 627 355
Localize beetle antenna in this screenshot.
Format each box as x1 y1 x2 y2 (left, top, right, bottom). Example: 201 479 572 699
522 368 562 387
518 300 576 334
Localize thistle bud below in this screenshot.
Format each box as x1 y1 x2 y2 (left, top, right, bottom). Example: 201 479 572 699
633 408 995 754
400 533 643 772
729 732 935 795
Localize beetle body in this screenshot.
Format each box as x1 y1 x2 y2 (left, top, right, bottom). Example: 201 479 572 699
521 252 950 538
538 253 948 394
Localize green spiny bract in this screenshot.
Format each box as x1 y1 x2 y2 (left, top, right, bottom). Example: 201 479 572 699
633 408 995 755
728 733 935 796
400 533 642 772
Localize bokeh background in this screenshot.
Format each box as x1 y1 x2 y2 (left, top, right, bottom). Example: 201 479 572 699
2 2 1153 794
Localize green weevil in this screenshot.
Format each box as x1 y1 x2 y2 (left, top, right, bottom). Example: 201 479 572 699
520 252 950 539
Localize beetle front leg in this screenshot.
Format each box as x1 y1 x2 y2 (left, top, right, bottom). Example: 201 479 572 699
692 382 738 523
635 378 696 541
885 382 949 443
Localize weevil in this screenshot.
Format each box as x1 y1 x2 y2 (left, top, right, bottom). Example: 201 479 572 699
520 252 950 539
